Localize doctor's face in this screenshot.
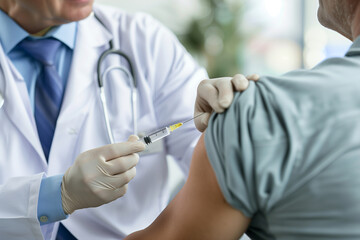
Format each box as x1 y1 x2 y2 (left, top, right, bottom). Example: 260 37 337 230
0 0 94 33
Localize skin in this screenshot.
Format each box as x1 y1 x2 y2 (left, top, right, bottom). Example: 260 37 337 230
0 0 94 34
317 0 360 40
125 134 250 240
125 1 360 239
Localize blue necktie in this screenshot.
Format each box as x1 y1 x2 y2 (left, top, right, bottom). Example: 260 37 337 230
18 38 64 160
19 38 76 239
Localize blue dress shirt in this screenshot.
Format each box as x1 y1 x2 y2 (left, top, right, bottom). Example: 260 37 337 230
0 9 77 225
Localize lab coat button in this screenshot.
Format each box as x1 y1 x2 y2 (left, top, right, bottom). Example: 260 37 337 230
39 215 49 223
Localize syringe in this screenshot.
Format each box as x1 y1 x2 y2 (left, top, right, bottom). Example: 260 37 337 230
140 113 204 145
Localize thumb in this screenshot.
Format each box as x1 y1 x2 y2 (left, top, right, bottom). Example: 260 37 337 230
128 135 140 142
128 135 146 151
194 112 211 132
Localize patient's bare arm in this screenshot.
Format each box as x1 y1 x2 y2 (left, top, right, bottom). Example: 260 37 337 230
125 134 250 240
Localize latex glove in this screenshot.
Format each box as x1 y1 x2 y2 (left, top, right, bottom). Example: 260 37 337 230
195 74 260 132
61 135 145 214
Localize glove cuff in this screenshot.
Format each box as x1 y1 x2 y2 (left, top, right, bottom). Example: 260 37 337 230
61 173 75 215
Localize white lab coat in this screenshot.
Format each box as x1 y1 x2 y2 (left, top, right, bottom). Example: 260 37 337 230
0 5 207 239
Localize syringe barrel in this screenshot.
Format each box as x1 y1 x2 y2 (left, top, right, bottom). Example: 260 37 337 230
140 136 152 145
141 127 171 145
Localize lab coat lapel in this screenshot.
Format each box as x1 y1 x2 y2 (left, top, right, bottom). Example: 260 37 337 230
48 14 113 173
60 13 113 115
0 44 46 166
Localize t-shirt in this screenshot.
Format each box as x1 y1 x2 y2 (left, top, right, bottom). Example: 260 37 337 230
205 37 360 239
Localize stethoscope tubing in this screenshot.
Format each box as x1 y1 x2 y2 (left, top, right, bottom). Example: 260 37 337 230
96 40 138 143
94 12 138 144
0 61 5 110
100 65 138 142
99 86 114 144
0 46 7 110
0 92 4 109
97 48 136 88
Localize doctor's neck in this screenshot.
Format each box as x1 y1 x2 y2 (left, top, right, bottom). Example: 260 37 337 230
31 27 52 37
0 0 93 34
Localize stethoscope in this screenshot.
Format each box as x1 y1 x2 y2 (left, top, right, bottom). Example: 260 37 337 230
0 13 138 145
0 91 3 109
0 56 6 110
95 13 138 144
97 48 137 144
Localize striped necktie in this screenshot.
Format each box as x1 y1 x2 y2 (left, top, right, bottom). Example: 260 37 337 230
18 37 64 160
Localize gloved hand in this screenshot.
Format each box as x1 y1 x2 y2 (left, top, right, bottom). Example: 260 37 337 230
194 74 260 132
61 135 145 214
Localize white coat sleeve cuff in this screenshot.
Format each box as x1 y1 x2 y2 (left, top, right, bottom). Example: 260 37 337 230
37 175 68 225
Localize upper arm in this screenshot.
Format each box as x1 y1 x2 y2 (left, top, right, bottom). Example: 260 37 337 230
126 134 250 240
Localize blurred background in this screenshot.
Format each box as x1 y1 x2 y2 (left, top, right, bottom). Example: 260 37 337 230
97 0 351 78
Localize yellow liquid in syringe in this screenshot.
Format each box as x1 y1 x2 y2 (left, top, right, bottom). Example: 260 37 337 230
141 122 183 145
140 113 205 145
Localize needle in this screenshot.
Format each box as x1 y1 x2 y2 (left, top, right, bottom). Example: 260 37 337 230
182 112 205 125
169 112 206 132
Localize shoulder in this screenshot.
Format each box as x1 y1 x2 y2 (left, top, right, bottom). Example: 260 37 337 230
205 54 360 215
246 54 360 115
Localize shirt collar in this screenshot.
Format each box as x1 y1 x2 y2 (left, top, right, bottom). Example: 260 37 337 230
0 9 77 54
346 36 360 57
0 9 28 54
43 22 77 50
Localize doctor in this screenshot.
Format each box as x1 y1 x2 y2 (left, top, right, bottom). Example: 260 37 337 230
0 0 256 239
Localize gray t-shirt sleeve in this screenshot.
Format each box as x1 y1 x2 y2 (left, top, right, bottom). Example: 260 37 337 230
205 51 360 238
205 81 299 218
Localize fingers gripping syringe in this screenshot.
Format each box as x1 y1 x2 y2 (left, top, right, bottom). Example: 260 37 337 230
140 113 205 145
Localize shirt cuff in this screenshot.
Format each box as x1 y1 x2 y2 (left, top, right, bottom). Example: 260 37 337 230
37 175 68 225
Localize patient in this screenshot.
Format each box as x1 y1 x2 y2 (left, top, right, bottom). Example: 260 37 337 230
126 1 360 239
